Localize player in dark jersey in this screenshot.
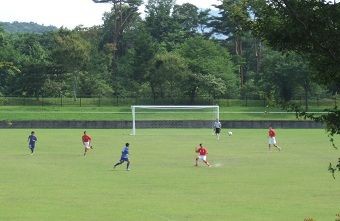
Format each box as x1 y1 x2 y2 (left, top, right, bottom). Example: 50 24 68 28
113 143 131 171
28 131 37 154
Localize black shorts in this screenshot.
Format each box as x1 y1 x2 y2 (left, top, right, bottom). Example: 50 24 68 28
215 128 221 134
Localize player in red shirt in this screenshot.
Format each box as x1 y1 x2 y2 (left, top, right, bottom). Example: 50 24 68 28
268 126 281 151
195 143 211 167
82 131 93 156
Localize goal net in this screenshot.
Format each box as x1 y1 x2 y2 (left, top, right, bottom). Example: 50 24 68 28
131 105 219 135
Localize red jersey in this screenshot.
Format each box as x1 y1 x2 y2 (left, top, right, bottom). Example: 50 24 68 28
268 129 276 137
82 134 91 142
198 147 208 156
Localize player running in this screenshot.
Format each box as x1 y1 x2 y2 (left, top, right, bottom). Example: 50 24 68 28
113 143 131 171
268 126 281 151
82 131 93 156
195 143 211 167
27 131 37 154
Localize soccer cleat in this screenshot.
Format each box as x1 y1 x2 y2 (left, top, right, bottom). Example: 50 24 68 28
126 168 130 171
90 146 93 149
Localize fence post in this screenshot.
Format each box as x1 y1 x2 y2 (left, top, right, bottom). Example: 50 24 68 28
60 95 63 107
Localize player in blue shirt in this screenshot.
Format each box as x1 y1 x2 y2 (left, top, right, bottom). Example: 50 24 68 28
113 143 131 171
28 131 37 154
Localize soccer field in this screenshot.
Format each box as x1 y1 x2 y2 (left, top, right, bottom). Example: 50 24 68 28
0 129 339 221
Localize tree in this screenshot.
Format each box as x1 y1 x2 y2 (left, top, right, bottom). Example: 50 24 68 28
76 26 112 96
51 29 91 99
98 0 142 57
258 49 313 105
250 0 340 145
146 51 189 102
1 33 53 97
172 3 199 37
128 22 158 84
211 0 253 88
176 37 237 103
0 62 21 96
93 0 142 95
197 9 212 36
172 3 212 39
145 0 176 43
252 0 340 87
0 28 22 95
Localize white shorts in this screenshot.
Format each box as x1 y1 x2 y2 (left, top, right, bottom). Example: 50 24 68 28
198 155 207 161
269 137 277 145
83 141 91 149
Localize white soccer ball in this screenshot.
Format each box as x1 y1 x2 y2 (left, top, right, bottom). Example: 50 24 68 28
228 131 233 136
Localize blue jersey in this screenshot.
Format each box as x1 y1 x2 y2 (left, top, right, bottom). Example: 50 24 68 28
121 146 129 159
28 135 37 144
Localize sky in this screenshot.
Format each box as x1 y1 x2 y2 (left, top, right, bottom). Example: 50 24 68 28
0 0 219 29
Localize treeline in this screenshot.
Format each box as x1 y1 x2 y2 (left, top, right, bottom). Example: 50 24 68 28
0 21 57 34
0 0 337 106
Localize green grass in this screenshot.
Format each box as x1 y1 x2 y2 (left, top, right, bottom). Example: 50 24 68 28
0 129 339 221
0 105 331 121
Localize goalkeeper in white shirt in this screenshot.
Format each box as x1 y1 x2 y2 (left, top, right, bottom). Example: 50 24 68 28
213 119 222 140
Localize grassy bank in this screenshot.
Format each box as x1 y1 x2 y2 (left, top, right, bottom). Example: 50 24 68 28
0 105 329 121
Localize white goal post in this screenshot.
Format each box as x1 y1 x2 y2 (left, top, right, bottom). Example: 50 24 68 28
131 105 220 135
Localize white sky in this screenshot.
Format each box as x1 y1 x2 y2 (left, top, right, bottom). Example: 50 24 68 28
0 0 219 29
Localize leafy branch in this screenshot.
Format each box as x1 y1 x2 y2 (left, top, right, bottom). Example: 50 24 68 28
328 159 340 179
283 103 339 149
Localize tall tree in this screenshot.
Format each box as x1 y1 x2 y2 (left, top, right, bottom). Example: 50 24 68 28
172 3 212 38
93 0 142 94
145 0 176 44
172 3 199 36
76 26 112 96
51 29 91 99
211 0 252 88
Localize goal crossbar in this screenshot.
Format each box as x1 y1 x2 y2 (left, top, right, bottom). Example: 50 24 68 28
131 105 219 135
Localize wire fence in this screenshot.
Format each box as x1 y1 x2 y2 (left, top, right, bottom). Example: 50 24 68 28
0 95 338 107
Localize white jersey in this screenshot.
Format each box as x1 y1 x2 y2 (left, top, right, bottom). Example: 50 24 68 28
214 121 221 129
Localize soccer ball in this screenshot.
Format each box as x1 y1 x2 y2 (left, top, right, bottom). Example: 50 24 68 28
228 131 233 136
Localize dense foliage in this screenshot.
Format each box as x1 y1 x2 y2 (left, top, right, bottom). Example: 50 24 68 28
0 0 337 107
246 0 340 148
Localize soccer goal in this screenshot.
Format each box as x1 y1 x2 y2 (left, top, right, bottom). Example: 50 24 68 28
131 105 219 135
